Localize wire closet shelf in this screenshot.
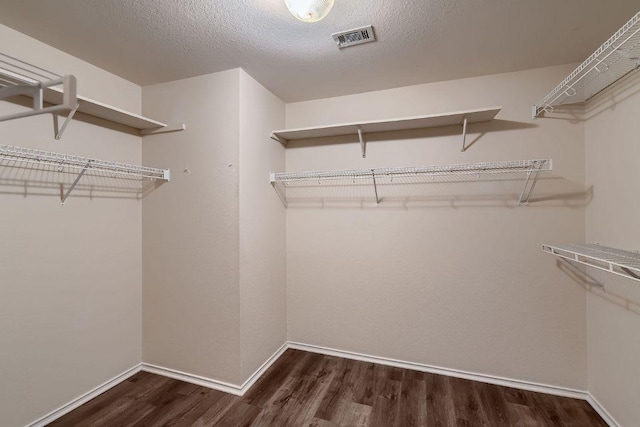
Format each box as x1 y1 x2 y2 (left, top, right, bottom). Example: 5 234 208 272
270 159 551 206
0 144 170 204
542 244 640 282
533 11 640 118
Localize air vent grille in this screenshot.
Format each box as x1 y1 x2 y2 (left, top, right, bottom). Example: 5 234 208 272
332 25 375 49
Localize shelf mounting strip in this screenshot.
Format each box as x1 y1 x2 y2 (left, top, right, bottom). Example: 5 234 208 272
270 159 551 206
0 144 170 205
543 243 640 283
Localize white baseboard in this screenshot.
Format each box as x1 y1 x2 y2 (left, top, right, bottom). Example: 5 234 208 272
238 342 289 394
26 363 142 427
140 363 243 396
140 341 289 396
587 394 621 427
25 342 619 427
288 341 588 400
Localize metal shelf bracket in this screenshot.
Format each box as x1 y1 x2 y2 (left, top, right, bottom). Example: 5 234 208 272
357 126 366 158
518 160 547 205
60 160 92 206
54 102 80 140
371 168 380 204
460 115 469 152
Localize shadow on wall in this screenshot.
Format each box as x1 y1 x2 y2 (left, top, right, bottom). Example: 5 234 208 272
0 162 165 203
272 175 592 210
285 119 538 151
557 259 640 316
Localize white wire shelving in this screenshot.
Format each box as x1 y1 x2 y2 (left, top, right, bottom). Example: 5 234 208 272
542 243 640 282
0 52 184 139
0 144 169 205
271 107 502 157
270 159 551 207
533 11 640 118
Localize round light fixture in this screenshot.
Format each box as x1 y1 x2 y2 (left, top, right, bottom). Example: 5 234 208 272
284 0 335 23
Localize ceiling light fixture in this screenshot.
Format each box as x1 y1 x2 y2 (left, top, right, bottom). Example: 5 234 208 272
285 0 334 23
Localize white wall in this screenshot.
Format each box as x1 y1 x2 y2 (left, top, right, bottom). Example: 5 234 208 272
0 24 143 427
142 70 243 384
584 72 640 427
284 64 589 390
238 70 287 379
142 69 287 385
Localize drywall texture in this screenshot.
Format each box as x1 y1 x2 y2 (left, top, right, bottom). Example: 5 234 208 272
238 70 287 380
142 70 243 384
0 25 143 427
142 69 287 386
284 64 588 390
584 72 640 427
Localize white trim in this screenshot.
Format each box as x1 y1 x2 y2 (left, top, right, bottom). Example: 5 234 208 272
238 342 289 393
587 394 621 427
288 342 588 400
140 363 243 396
140 341 289 397
26 364 142 427
24 343 618 427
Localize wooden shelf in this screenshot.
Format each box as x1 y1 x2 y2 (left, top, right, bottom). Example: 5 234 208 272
0 57 179 136
44 86 167 131
270 107 501 145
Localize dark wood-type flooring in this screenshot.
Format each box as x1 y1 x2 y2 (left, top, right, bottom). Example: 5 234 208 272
49 349 607 426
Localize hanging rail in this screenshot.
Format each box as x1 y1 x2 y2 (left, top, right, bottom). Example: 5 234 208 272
270 159 551 206
543 243 640 283
533 11 640 118
0 144 170 205
0 53 77 137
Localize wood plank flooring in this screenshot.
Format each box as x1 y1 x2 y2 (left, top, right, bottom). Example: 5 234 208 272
48 349 607 426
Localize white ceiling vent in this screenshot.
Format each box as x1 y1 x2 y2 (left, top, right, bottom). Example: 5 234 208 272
332 25 375 49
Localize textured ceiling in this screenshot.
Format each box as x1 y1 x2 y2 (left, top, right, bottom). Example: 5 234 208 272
0 1 638 102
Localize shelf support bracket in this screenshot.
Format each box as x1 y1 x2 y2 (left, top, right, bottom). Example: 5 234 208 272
53 102 80 140
358 126 366 158
518 161 544 205
460 115 468 152
60 160 92 206
371 169 380 204
558 258 606 292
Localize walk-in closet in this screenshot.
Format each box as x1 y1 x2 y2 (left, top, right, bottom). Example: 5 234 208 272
1 2 639 426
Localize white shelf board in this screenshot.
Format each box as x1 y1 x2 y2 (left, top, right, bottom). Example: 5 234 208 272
44 85 167 131
271 107 502 145
542 243 640 282
0 67 167 132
